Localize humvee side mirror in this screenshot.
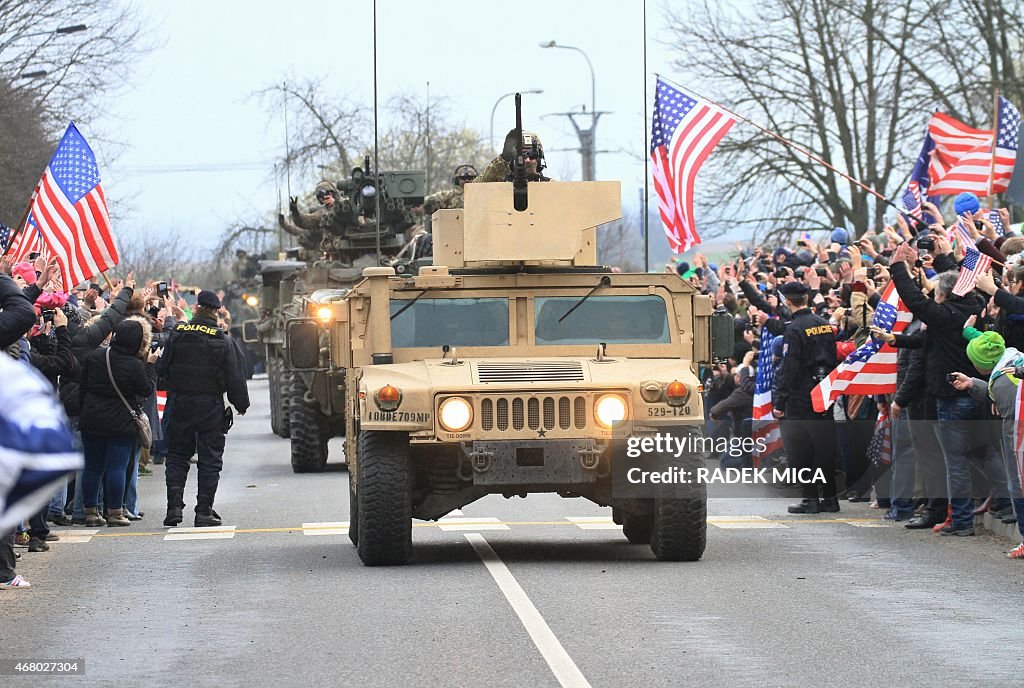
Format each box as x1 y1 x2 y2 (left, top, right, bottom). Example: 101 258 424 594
241 320 259 343
287 319 323 370
710 306 735 362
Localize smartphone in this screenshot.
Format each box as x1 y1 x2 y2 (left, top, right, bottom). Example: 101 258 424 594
89 282 100 292
157 281 169 298
28 252 40 260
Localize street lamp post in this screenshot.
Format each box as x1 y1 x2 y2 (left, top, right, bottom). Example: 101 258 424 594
490 89 543 152
18 24 88 40
539 40 603 180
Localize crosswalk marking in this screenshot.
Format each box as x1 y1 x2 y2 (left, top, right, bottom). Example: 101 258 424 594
567 517 620 530
164 526 237 541
437 517 510 532
302 522 350 536
52 528 99 543
709 516 789 530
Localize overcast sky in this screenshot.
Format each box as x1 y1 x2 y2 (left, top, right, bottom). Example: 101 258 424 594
99 0 691 257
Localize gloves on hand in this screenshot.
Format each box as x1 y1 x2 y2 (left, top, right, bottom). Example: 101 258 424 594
289 196 299 216
500 129 518 163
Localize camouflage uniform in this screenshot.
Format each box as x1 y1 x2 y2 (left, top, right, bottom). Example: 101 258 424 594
278 212 323 252
474 157 512 184
422 186 465 215
288 181 351 255
474 130 550 183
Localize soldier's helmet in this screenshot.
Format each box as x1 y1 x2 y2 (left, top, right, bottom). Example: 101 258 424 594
452 164 478 186
314 180 339 201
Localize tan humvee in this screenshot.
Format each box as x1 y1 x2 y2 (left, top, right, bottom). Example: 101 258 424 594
288 180 730 565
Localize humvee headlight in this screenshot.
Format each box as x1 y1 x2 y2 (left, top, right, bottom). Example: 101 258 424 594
244 295 259 308
316 306 333 322
595 394 628 428
438 397 473 432
640 381 664 404
375 385 402 412
665 381 689 407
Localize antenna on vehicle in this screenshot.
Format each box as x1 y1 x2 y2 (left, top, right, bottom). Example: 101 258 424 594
372 0 382 267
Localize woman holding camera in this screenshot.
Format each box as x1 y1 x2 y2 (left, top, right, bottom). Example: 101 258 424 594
78 317 159 527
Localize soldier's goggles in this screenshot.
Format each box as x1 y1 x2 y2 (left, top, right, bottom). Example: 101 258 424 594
315 190 332 200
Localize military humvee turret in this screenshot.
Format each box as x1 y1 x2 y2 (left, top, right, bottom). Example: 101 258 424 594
287 178 732 565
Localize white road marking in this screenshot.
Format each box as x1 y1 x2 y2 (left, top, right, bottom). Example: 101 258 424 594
302 522 350 536
465 533 591 688
440 509 465 518
164 526 237 541
566 516 620 530
51 529 99 543
709 516 789 529
438 517 510 531
844 521 891 528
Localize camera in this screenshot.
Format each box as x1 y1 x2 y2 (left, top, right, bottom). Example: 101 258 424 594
28 251 39 260
157 281 169 298
815 267 827 277
774 267 789 279
796 239 807 247
917 236 935 251
946 373 958 384
41 309 55 323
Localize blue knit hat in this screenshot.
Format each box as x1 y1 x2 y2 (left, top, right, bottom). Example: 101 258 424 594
771 335 784 358
954 192 980 216
831 227 850 245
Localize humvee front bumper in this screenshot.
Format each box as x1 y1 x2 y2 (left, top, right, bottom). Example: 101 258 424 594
462 439 606 485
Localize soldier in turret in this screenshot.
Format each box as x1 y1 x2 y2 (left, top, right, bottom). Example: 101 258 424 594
475 129 551 183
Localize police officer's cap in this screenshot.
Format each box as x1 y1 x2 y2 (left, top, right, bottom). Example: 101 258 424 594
197 289 222 309
778 281 809 298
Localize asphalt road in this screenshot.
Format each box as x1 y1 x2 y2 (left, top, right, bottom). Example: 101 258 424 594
3 379 1023 687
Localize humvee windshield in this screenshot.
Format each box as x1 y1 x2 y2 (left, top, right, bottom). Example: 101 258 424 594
534 295 670 345
390 297 510 348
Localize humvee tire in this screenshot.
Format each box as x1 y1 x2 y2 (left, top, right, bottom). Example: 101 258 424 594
348 473 358 546
289 374 329 473
278 366 292 438
268 356 282 436
356 430 412 566
650 489 707 561
622 513 653 544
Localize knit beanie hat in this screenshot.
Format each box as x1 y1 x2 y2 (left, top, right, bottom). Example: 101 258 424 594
963 327 1005 371
831 227 850 245
11 262 36 285
954 192 981 217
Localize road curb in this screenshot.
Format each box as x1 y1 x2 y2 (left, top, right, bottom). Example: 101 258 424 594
975 512 1021 541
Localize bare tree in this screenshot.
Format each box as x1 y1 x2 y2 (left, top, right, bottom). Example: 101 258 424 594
0 77 54 223
665 0 1024 243
116 227 212 285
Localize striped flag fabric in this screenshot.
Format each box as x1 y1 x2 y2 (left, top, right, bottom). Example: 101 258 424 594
928 97 1022 195
869 407 893 467
951 214 975 250
811 282 913 412
751 328 782 467
156 390 167 422
952 246 993 296
650 77 738 253
4 224 44 264
28 122 118 288
902 182 924 221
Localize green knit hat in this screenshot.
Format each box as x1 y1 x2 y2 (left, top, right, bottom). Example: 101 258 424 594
963 327 1005 371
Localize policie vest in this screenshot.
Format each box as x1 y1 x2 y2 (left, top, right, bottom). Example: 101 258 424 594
165 318 228 395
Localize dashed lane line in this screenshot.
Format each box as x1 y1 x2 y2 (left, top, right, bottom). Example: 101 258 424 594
302 522 350 536
50 517 889 540
466 533 592 688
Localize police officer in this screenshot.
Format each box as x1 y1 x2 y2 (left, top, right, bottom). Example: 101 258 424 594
773 281 839 514
157 290 250 527
475 129 551 183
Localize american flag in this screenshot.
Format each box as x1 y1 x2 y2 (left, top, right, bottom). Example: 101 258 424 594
871 407 892 467
951 214 975 250
811 282 912 412
4 222 44 264
952 246 992 296
0 223 9 251
990 208 1005 236
902 182 923 221
751 327 782 467
928 97 1022 195
29 122 118 288
650 77 737 253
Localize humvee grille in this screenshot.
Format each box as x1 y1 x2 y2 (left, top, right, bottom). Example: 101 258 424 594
479 394 589 434
476 361 585 383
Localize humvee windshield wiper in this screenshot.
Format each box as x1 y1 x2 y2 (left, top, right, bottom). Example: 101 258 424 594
390 288 431 321
558 275 611 323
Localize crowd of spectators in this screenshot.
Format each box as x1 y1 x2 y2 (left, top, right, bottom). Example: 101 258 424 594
0 255 234 589
684 191 1024 558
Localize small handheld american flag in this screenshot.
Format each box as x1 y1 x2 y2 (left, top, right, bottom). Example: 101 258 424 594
952 246 992 297
751 327 782 466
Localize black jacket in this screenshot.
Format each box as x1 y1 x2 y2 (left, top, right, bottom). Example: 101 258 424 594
29 325 77 389
711 369 755 429
156 313 250 413
892 323 925 411
59 286 133 417
0 273 36 348
79 320 155 438
775 308 837 417
993 288 1024 352
890 261 984 398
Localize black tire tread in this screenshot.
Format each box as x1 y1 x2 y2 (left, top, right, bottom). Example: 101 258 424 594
356 431 412 566
289 375 328 473
650 490 707 561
